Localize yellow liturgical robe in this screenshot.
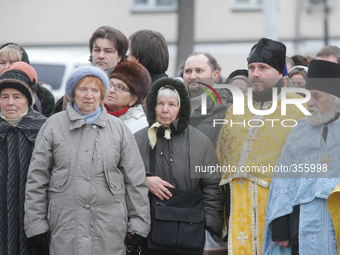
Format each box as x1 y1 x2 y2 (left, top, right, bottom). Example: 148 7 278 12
327 183 340 255
216 92 306 255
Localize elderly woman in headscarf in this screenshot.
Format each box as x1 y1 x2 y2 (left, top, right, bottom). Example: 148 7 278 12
134 77 223 254
103 61 151 133
0 62 47 255
25 66 150 255
0 43 55 117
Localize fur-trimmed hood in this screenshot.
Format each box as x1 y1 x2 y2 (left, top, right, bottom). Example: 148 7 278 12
146 77 190 135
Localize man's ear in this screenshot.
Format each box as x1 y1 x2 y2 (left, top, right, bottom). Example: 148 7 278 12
213 70 220 83
117 55 122 63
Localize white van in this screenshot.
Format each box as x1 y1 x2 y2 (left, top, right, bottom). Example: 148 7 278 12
26 46 90 101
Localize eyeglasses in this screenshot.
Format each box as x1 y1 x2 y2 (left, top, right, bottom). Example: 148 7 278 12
109 83 130 92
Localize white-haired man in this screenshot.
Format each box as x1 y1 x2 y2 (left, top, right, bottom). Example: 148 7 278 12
263 59 340 255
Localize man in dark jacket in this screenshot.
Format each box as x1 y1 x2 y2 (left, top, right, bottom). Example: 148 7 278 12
183 52 232 148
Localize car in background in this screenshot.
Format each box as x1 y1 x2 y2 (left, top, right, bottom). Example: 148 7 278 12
26 47 90 102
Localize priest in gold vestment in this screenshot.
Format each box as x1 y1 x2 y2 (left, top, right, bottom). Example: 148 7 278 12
216 38 306 255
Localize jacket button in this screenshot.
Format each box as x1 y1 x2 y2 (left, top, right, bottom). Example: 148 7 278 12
93 125 97 129
85 205 90 210
85 177 91 182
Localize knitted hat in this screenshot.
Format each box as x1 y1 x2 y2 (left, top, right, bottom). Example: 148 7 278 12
306 59 340 98
0 61 37 106
65 65 109 98
248 38 286 73
109 61 151 104
229 75 249 85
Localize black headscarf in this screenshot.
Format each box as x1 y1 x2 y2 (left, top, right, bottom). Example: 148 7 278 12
0 43 30 65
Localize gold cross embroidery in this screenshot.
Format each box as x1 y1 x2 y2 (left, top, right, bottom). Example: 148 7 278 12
320 153 331 166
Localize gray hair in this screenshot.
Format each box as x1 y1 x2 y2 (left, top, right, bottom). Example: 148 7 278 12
157 88 178 103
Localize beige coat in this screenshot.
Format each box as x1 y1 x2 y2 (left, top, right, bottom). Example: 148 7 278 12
25 103 150 255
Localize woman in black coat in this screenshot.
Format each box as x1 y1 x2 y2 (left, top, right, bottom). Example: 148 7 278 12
0 62 47 255
134 77 223 255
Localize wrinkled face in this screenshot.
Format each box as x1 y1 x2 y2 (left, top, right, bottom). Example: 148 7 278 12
290 73 306 88
92 38 121 71
307 89 332 115
307 89 338 125
0 88 29 119
104 78 137 112
248 62 282 95
73 78 102 115
155 96 179 128
183 54 219 99
0 56 15 75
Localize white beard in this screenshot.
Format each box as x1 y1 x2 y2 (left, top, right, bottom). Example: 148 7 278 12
307 106 338 126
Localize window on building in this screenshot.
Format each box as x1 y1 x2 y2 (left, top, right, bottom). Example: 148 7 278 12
131 0 178 12
231 0 263 11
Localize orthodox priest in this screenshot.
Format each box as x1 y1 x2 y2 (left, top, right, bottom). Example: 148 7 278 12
0 62 47 255
216 38 306 255
263 59 340 255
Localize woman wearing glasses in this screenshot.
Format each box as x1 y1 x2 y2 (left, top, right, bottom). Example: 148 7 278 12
25 65 151 255
104 61 151 133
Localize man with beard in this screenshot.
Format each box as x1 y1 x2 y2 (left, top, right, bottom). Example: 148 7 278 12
262 59 340 255
183 52 232 148
216 38 306 255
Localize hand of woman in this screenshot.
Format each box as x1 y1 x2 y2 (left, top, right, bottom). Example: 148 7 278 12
147 176 174 200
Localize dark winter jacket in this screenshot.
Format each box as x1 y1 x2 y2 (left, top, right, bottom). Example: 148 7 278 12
150 72 168 85
0 107 46 255
134 77 223 235
190 87 232 148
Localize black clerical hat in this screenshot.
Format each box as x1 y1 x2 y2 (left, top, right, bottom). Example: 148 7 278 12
248 38 286 73
306 59 340 98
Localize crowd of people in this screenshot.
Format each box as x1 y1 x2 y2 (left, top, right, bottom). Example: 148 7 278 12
0 25 340 255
